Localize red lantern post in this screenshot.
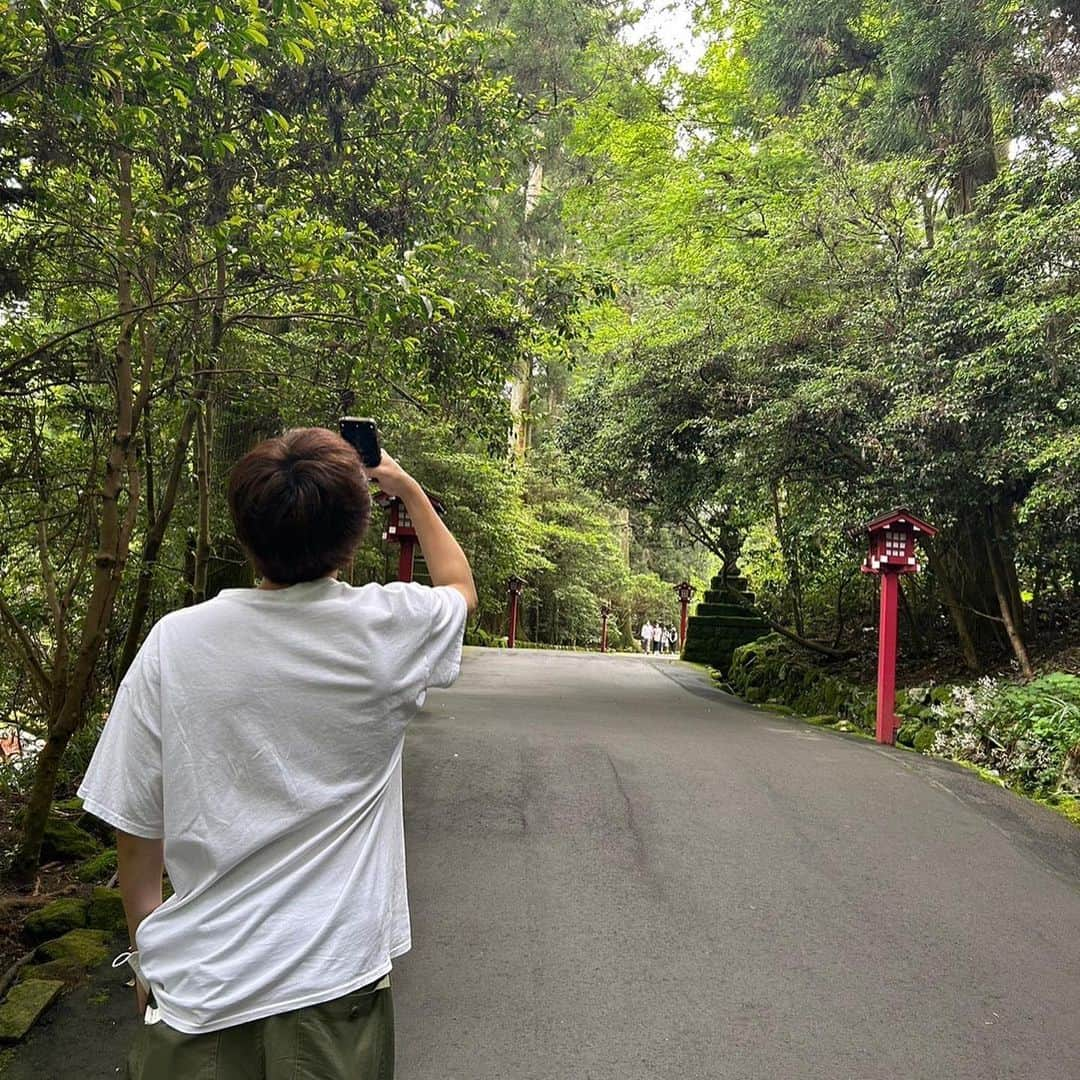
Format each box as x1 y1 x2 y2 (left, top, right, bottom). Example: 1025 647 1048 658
378 492 445 583
507 575 526 649
600 603 612 653
674 581 695 651
860 509 938 745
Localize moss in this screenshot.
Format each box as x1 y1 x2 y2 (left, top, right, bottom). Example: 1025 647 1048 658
40 817 101 862
1036 793 1080 828
36 929 111 968
913 724 939 754
23 898 89 943
76 849 117 883
88 887 127 932
763 703 795 716
0 979 64 1042
18 959 87 988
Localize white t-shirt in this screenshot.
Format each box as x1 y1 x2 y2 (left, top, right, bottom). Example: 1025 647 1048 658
78 577 467 1034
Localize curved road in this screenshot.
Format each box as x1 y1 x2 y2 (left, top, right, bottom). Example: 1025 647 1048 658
395 649 1080 1080
8 647 1080 1078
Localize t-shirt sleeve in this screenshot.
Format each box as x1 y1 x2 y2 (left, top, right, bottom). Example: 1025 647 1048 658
77 623 164 839
426 585 469 688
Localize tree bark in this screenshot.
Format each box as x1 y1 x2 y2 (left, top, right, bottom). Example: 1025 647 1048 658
985 526 1034 678
117 400 201 677
193 397 212 603
12 128 143 880
771 483 805 637
930 546 981 673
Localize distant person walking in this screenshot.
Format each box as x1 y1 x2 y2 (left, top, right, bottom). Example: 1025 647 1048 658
640 620 653 653
78 429 477 1079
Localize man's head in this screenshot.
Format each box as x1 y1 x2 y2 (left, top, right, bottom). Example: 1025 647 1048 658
228 427 370 586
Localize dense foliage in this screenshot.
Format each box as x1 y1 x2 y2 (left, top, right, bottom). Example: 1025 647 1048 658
558 0 1080 679
3 0 1079 875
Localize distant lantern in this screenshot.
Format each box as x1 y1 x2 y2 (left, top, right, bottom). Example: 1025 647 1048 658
674 580 695 654
506 575 527 649
599 602 613 654
859 508 938 746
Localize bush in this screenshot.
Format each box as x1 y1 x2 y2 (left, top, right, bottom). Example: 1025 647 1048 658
932 674 1080 796
727 635 871 732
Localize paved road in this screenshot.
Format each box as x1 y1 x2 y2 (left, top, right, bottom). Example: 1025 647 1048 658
8 648 1080 1078
394 649 1080 1080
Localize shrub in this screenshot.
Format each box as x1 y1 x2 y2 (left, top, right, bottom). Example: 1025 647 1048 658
932 674 1080 796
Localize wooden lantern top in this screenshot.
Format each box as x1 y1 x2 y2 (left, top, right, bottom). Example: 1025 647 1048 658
862 508 938 539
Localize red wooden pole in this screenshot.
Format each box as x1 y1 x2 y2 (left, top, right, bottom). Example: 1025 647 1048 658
397 538 415 583
679 598 689 646
876 571 900 744
601 613 609 653
508 592 519 649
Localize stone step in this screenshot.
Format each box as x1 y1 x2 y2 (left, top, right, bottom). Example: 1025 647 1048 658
686 617 764 630
709 575 748 591
694 602 753 618
0 979 64 1043
703 588 756 605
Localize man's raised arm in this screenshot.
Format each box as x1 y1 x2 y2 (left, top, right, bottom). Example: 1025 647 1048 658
368 452 478 612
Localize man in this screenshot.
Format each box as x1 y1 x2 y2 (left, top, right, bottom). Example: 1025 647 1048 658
78 428 476 1079
639 619 652 653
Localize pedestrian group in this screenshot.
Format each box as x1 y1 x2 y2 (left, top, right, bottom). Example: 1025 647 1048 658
639 619 677 654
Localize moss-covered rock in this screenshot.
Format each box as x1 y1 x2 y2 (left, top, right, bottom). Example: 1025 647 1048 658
40 817 102 862
913 724 939 754
23 898 89 943
18 958 88 988
0 979 65 1042
36 929 111 968
87 887 127 933
76 848 117 883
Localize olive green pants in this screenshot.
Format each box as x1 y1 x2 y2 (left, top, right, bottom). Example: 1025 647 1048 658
127 978 393 1080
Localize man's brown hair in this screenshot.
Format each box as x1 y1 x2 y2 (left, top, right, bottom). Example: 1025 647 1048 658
228 427 370 585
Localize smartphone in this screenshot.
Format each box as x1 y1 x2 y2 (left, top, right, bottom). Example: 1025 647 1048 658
339 417 382 469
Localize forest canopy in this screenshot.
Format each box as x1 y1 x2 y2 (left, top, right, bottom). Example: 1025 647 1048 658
2 0 1080 874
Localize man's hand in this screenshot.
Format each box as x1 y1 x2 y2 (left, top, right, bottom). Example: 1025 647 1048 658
366 451 421 502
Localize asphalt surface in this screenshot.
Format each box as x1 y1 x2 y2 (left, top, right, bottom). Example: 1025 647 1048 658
7 648 1080 1079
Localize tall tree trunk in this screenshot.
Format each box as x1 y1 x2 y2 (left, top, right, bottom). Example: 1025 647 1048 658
509 157 543 462
771 483 804 637
985 519 1033 678
13 129 144 880
931 548 981 673
193 397 212 602
118 400 201 677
